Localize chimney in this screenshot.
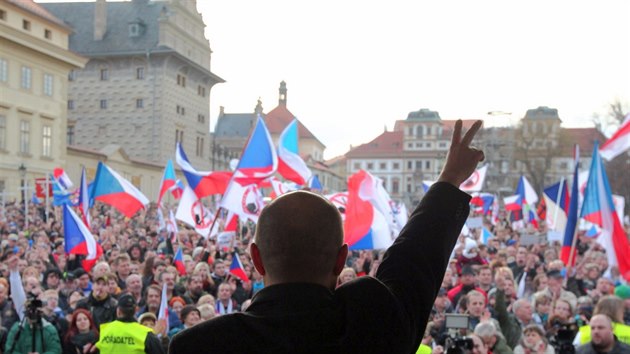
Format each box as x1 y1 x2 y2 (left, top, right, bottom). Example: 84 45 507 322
94 0 107 41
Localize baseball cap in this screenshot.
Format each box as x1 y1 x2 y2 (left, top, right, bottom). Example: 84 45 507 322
461 265 475 277
615 284 630 300
546 270 563 279
94 274 108 283
8 234 18 241
118 294 136 309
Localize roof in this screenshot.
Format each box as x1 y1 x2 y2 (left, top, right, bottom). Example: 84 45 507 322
523 106 561 121
41 1 166 56
7 0 70 29
561 128 607 155
345 131 403 158
264 104 323 145
214 113 257 138
406 108 441 121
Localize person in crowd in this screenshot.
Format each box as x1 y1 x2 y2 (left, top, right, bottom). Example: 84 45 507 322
0 280 19 331
576 314 630 354
43 268 63 291
181 274 207 304
536 270 577 311
167 305 201 338
448 265 487 306
532 292 552 327
169 296 186 322
41 289 69 343
114 254 132 290
614 284 630 324
337 267 357 287
136 284 181 329
169 120 484 353
215 282 240 315
74 268 92 297
94 294 164 354
513 325 555 354
209 260 228 296
126 273 144 306
476 265 494 293
75 274 117 327
62 308 99 354
574 295 630 346
471 333 490 354
474 321 513 354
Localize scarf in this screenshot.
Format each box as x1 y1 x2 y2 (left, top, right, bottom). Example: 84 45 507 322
216 299 233 315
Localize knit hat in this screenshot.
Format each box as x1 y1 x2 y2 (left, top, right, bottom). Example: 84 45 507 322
462 238 478 259
615 284 630 300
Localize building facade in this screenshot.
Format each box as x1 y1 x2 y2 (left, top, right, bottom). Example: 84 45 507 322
43 0 224 168
0 0 86 201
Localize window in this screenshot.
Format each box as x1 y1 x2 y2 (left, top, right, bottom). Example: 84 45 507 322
68 70 76 81
392 179 400 194
175 129 184 145
559 162 568 170
393 162 400 170
42 125 52 157
177 74 186 87
379 162 387 170
19 120 30 154
198 85 206 97
129 23 140 37
44 29 52 39
100 99 107 109
0 59 6 82
67 124 75 145
43 74 53 96
21 66 31 89
197 114 205 123
425 160 431 170
136 67 144 80
439 142 447 149
67 100 74 110
415 160 422 169
196 137 204 157
136 99 143 108
367 162 374 170
0 115 5 150
407 161 412 169
23 20 30 31
353 162 360 170
0 9 6 20
100 68 109 80
0 59 9 82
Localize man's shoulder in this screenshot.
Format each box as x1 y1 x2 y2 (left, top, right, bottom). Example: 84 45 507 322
169 314 247 353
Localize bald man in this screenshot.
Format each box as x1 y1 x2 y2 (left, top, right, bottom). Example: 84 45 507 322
170 120 484 354
577 314 630 354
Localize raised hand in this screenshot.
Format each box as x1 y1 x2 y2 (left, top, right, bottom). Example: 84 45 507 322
437 120 485 187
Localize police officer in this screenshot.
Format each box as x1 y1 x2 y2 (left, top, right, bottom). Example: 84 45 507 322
94 294 164 354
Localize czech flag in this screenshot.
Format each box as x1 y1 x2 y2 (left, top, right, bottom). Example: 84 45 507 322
277 119 312 185
344 170 392 250
78 167 91 229
543 180 570 233
53 168 74 190
175 143 231 199
516 176 539 227
91 162 149 217
219 116 276 220
229 253 249 282
580 141 630 281
560 145 580 266
470 193 495 215
63 204 102 271
157 160 183 206
600 113 630 161
173 248 186 275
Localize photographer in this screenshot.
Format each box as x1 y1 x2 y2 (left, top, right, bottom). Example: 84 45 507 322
4 256 61 354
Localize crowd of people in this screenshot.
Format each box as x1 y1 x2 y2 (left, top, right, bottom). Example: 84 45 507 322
0 182 629 353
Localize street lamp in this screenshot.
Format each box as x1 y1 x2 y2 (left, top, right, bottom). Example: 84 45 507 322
18 163 29 230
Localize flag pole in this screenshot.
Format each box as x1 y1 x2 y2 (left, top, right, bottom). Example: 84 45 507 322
207 207 222 238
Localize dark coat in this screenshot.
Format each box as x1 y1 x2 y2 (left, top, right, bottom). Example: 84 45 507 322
169 182 470 354
76 294 117 328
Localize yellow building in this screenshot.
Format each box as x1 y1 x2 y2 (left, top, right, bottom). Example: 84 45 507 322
0 0 86 201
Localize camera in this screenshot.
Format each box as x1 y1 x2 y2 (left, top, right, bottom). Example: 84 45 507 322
549 321 577 354
442 314 474 354
25 293 43 322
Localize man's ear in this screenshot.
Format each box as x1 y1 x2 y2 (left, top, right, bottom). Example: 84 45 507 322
333 244 349 276
250 243 266 276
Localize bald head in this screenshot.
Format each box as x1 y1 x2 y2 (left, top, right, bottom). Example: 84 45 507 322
253 191 345 286
589 314 615 351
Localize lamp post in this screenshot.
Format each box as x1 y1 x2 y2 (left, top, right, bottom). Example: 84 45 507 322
18 164 29 230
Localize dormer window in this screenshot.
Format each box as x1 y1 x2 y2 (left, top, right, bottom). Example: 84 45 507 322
128 21 145 37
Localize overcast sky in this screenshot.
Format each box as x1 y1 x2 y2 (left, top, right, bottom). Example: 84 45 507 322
39 1 630 159
200 0 629 159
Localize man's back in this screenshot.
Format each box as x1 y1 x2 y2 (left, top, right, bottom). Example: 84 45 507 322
171 183 470 354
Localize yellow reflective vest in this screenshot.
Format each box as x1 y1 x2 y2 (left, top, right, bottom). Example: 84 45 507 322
578 322 630 345
95 320 152 354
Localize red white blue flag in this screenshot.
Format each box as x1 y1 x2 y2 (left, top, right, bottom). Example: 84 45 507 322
157 160 183 206
580 142 630 281
277 119 311 185
600 113 630 161
63 204 102 271
91 162 149 217
175 143 231 199
229 253 249 282
560 145 579 266
173 247 186 276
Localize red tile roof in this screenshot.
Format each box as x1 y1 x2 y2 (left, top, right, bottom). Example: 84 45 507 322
7 0 70 29
264 104 323 146
345 131 403 158
561 128 607 155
